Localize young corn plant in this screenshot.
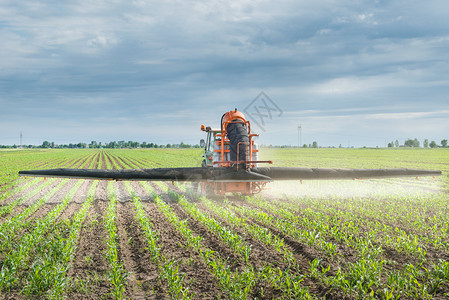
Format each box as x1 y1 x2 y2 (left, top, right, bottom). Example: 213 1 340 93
201 197 295 264
141 181 258 299
105 182 129 300
143 182 315 299
175 193 252 264
328 258 384 299
0 177 43 217
260 266 313 299
124 182 193 299
0 179 80 294
45 181 99 299
0 179 62 252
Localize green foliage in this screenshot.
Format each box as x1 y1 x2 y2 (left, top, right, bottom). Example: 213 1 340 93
105 182 128 300
1 148 448 299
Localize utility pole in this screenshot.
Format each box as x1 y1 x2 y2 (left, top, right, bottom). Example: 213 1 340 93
297 124 302 148
20 131 22 149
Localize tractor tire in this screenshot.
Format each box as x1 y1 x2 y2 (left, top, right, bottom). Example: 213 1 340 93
226 121 249 165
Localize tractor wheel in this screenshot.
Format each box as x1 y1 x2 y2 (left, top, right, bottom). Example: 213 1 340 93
227 121 249 167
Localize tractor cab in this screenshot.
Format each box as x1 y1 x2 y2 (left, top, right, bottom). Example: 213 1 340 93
200 125 222 167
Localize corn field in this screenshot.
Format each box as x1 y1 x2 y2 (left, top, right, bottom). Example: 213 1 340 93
0 148 448 299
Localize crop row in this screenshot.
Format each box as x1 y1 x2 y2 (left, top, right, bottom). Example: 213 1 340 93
170 175 449 299
104 182 129 299
157 181 315 299
0 150 99 204
124 181 193 299
0 179 86 296
233 193 449 299
1 148 447 299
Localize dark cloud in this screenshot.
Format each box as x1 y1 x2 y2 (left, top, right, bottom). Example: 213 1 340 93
0 0 448 147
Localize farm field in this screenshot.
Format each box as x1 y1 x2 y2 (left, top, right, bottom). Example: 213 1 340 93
0 148 448 299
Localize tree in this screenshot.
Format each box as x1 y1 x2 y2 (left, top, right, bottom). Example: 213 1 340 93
430 141 438 148
312 141 318 148
388 142 394 148
413 138 420 147
395 140 399 148
89 141 98 148
424 139 429 148
441 139 448 147
42 141 50 148
108 141 118 148
404 138 420 147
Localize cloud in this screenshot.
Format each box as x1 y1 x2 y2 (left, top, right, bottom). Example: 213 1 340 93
307 76 386 95
0 0 448 146
367 110 449 120
87 34 118 49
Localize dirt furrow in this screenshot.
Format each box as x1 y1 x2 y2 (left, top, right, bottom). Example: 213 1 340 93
95 180 109 201
115 181 132 203
104 152 118 169
169 201 244 271
66 197 110 298
26 179 76 223
80 153 99 169
194 198 331 296
20 179 63 206
235 197 361 265
70 180 95 204
0 178 43 206
115 201 150 299
101 151 108 169
129 181 152 201
133 157 157 168
45 179 78 204
113 180 224 298
56 180 94 223
0 179 60 224
109 153 125 169
91 152 100 169
143 200 225 299
121 156 146 168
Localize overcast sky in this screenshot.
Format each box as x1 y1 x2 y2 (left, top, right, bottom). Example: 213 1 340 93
1 0 448 147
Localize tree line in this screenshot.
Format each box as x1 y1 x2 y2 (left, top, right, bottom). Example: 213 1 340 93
1 138 448 149
387 139 448 148
0 140 201 149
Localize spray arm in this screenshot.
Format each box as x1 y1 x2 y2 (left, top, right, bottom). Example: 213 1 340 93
19 167 441 182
